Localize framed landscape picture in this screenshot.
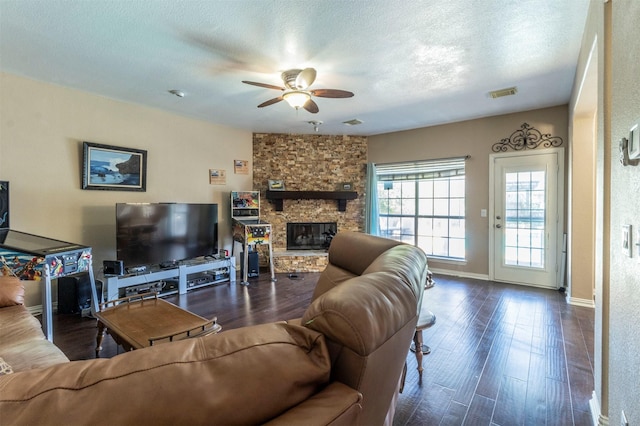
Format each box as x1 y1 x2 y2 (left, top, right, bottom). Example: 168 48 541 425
82 142 147 191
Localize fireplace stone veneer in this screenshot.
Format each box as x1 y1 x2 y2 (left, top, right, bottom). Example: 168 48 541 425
252 132 367 272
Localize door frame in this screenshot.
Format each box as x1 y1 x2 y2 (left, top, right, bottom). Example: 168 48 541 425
488 148 565 288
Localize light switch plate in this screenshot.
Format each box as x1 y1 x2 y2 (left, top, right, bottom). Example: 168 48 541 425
629 123 640 160
622 225 632 257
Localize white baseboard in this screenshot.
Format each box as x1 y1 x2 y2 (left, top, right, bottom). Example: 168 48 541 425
428 268 489 281
26 304 44 316
589 391 609 425
26 303 57 316
568 296 595 308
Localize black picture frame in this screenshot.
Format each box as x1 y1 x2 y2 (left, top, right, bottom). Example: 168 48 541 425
82 142 147 191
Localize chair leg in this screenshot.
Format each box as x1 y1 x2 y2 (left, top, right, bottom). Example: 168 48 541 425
413 329 424 384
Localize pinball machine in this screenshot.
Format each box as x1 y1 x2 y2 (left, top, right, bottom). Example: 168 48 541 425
0 229 96 341
230 191 275 285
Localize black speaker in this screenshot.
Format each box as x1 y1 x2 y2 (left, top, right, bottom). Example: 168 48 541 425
58 274 102 314
240 251 259 278
0 181 8 228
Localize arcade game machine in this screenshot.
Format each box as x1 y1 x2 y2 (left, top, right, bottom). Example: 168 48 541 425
0 229 96 341
231 191 275 285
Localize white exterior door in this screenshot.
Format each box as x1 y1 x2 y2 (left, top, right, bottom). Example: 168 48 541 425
490 149 564 289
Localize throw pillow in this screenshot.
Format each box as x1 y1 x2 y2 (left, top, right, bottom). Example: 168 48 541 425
0 276 25 307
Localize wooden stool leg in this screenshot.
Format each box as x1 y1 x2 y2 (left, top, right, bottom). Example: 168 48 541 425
413 329 424 384
96 321 106 358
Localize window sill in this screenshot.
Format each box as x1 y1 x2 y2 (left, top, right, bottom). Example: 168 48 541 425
426 256 467 266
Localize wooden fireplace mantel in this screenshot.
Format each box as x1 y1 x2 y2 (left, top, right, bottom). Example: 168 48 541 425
265 190 358 212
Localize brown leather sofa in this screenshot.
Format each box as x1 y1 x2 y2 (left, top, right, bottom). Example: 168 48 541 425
0 276 69 373
0 231 427 425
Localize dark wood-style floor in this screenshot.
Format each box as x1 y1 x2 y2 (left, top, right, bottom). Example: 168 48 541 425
51 273 594 426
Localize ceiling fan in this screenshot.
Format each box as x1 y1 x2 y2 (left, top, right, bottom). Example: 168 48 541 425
242 68 354 114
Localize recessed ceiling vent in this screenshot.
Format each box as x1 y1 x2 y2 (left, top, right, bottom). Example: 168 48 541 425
343 119 363 126
489 87 518 99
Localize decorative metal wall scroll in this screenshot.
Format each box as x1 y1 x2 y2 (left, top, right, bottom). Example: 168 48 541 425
492 123 564 152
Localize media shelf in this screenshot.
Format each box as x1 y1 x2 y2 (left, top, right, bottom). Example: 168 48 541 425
103 257 236 305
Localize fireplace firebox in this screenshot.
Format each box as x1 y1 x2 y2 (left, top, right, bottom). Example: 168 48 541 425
287 222 336 250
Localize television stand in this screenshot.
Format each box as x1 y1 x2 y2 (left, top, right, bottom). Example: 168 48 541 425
98 257 236 312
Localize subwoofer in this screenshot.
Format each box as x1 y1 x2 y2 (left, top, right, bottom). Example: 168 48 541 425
240 251 259 278
58 274 102 315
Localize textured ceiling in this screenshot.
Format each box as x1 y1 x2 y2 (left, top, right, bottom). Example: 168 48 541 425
0 0 590 136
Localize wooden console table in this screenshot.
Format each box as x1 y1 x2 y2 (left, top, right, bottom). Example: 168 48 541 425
95 293 221 357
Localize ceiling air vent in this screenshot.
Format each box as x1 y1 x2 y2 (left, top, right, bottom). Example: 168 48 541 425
489 87 518 99
343 119 363 126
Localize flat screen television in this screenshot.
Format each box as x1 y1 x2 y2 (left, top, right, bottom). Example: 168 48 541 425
116 203 218 268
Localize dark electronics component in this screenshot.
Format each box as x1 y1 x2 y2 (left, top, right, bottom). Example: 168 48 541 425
186 268 230 288
0 181 8 228
240 251 259 278
58 274 103 315
116 203 218 269
103 260 124 276
121 281 163 298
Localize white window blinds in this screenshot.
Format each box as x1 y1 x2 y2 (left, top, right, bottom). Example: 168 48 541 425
376 156 468 181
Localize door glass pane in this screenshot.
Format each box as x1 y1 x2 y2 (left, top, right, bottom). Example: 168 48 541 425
504 170 546 268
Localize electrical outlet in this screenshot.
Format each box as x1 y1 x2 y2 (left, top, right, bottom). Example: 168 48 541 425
621 410 628 426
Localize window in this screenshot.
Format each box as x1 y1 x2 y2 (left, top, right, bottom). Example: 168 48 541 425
376 157 466 260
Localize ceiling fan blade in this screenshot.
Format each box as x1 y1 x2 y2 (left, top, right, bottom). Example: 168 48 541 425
303 99 319 114
242 80 285 91
257 97 284 108
310 89 354 98
295 67 317 89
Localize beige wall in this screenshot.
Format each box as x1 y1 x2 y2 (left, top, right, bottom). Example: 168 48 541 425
570 2 607 415
570 1 640 424
368 106 568 279
0 72 253 306
607 1 640 424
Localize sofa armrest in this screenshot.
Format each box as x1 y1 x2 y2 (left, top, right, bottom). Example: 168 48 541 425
264 382 362 426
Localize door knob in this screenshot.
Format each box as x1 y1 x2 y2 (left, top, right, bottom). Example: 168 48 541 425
496 216 501 220
496 224 502 228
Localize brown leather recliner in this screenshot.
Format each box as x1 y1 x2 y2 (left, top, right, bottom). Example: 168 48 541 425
300 231 427 425
0 231 427 425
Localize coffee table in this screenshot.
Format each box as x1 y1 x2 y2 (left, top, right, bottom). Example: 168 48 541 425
95 292 221 357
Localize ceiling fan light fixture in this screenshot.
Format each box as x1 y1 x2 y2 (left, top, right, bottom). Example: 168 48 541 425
283 91 310 109
308 120 323 132
343 119 363 126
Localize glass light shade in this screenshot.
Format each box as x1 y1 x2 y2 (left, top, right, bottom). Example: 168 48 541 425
283 91 310 109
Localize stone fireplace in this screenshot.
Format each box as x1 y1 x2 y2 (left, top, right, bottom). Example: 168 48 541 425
287 222 337 250
252 132 367 272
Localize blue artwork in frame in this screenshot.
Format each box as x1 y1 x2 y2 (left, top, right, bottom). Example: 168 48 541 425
82 141 147 191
